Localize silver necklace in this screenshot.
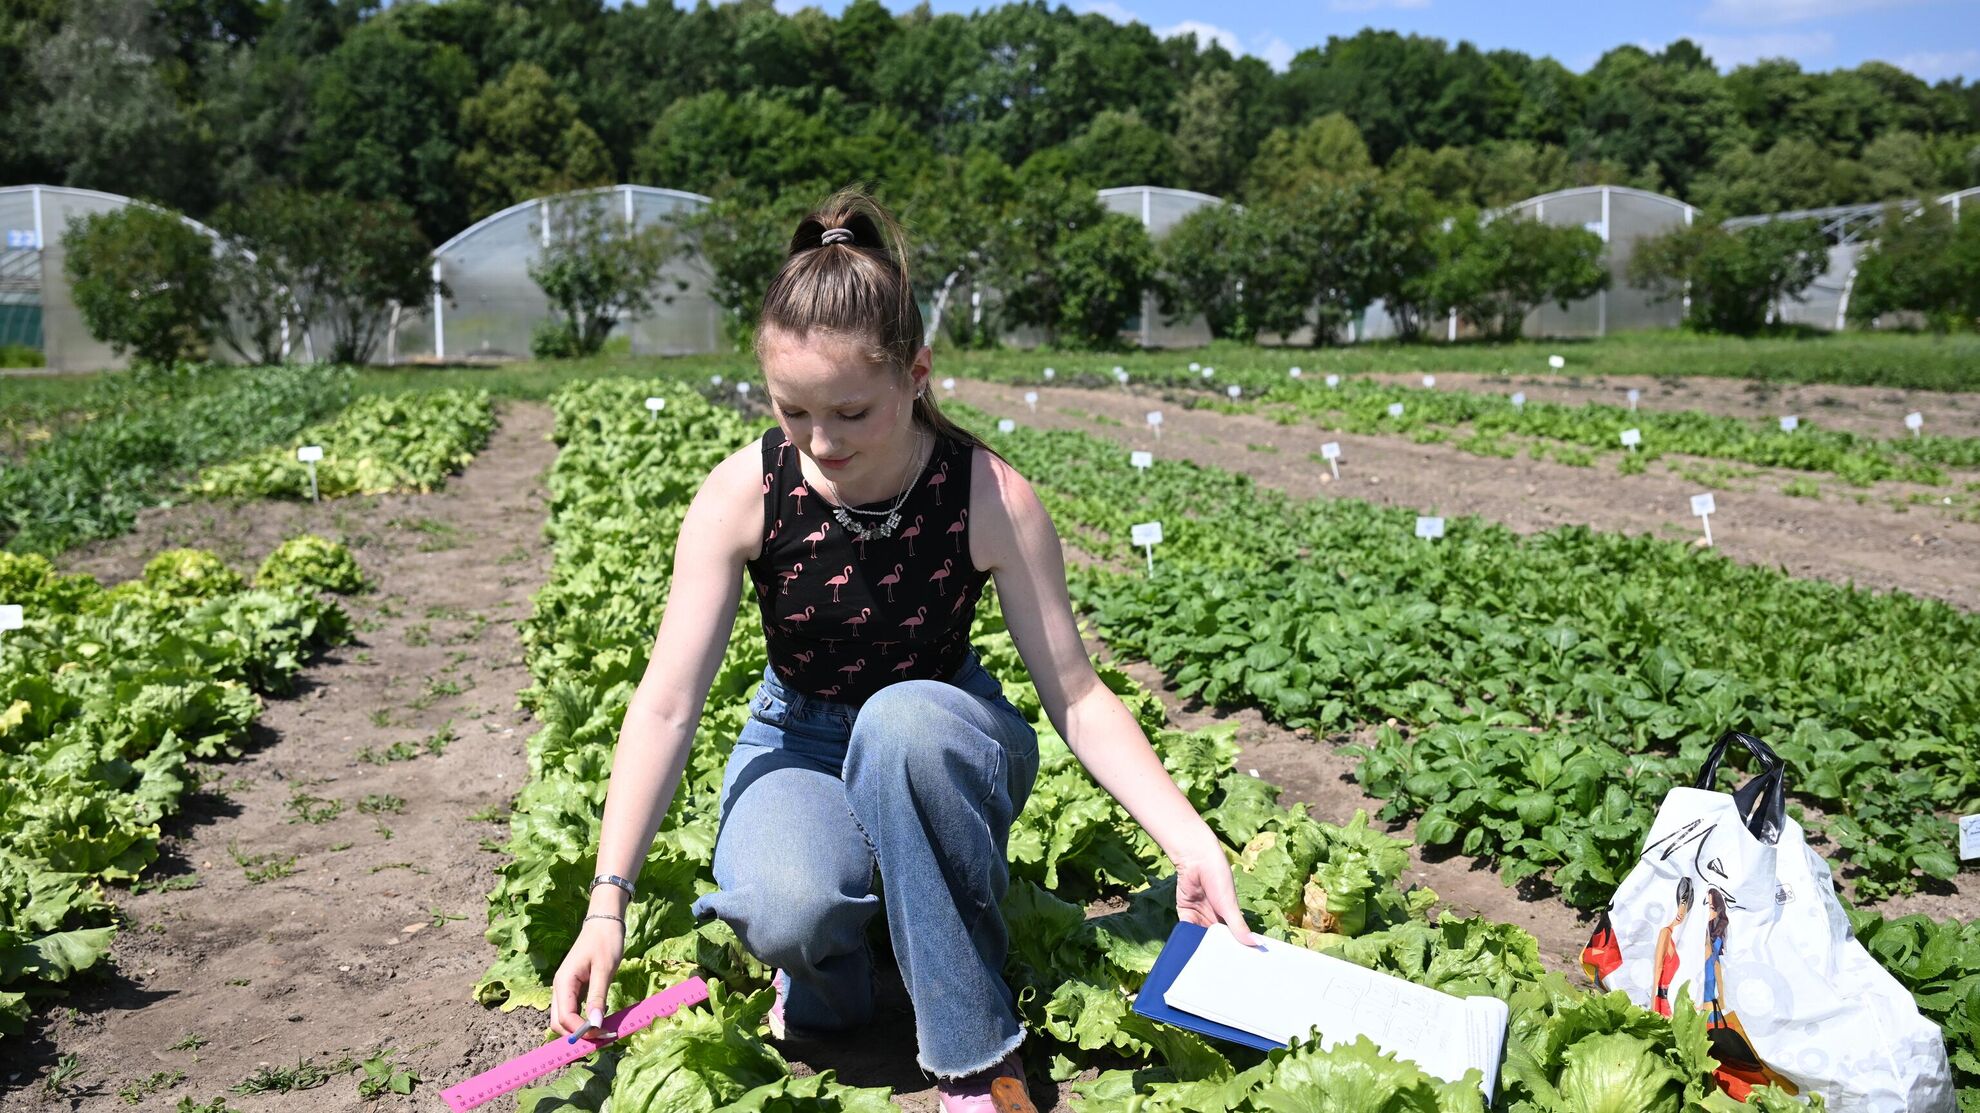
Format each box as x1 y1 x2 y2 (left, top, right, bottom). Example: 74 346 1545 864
818 429 928 542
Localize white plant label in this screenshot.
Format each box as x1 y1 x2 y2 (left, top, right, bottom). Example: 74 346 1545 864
1627 388 1640 410
1112 365 1124 377
1114 369 1129 385
1387 403 1405 418
1131 520 1163 576
1422 375 1436 389
996 418 1016 434
1548 354 1565 369
1043 367 1055 380
1905 411 1923 435
1288 367 1302 378
1189 362 1201 372
1130 450 1153 472
0 604 22 631
737 382 750 396
710 374 723 386
1024 391 1038 412
1960 815 1980 861
1320 441 1341 480
1325 374 1341 389
1226 384 1241 399
1620 428 1642 450
297 445 324 463
1415 516 1445 540
1511 392 1526 409
1691 492 1716 517
1779 415 1798 433
1202 367 1214 379
943 377 956 392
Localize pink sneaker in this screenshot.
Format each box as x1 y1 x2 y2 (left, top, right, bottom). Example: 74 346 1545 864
935 1051 1027 1113
767 969 791 1039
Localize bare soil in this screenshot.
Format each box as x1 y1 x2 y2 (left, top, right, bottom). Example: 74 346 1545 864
957 380 1980 611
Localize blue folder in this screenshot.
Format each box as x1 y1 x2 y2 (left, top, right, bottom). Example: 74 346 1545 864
1130 921 1283 1052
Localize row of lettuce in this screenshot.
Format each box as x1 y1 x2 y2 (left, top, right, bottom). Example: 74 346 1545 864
959 355 1980 484
0 362 497 556
0 538 366 1036
949 404 1978 908
475 379 1831 1113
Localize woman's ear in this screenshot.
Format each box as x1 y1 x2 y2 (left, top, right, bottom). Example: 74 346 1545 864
910 346 932 394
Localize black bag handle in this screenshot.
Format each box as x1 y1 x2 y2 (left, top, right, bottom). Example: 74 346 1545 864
1694 730 1787 845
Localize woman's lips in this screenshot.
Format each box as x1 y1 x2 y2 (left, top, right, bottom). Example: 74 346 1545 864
819 455 852 470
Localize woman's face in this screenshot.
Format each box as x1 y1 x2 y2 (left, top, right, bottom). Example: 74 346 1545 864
759 327 929 480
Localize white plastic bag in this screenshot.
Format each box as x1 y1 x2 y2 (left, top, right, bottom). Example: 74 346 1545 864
1581 731 1954 1113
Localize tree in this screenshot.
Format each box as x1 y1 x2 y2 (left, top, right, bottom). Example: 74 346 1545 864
456 62 615 223
1052 212 1156 348
1422 213 1608 340
685 186 830 349
986 167 1150 348
1155 202 1252 340
526 191 689 359
1849 200 1980 332
1243 113 1373 203
1171 69 1246 196
903 152 1019 349
1629 219 1828 335
311 194 443 364
61 204 225 366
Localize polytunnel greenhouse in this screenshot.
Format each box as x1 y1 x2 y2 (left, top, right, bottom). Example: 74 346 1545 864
1097 186 1221 348
1498 185 1698 338
389 185 723 362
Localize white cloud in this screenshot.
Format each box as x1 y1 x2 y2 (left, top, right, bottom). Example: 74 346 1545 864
1699 0 1918 26
1890 48 1980 79
1074 0 1140 21
1155 19 1245 57
1256 35 1297 73
1685 30 1836 67
1080 5 1297 74
1329 0 1430 11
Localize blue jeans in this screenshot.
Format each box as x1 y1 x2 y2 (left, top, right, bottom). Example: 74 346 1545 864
689 647 1041 1079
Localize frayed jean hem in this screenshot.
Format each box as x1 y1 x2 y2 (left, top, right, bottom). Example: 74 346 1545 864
922 1026 1026 1082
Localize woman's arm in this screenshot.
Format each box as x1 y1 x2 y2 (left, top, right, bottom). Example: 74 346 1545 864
971 451 1255 944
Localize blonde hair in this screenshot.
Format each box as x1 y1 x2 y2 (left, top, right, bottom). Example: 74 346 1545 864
755 185 994 458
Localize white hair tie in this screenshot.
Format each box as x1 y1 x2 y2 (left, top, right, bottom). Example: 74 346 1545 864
820 227 854 245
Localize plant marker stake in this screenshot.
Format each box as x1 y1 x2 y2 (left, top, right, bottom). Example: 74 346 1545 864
1226 384 1241 400
943 377 956 393
1326 373 1340 389
1511 392 1526 411
1189 361 1200 372
997 418 1015 435
1548 354 1565 370
1691 492 1716 546
1130 520 1163 576
1779 415 1798 433
1024 391 1038 413
1958 814 1980 862
1321 441 1341 480
1620 428 1641 452
1115 368 1130 386
1387 402 1404 419
1202 366 1214 379
1627 388 1640 411
736 382 750 397
1146 410 1163 440
710 374 723 386
0 604 21 647
440 978 711 1112
644 396 666 423
1415 516 1444 541
1905 411 1922 438
1043 366 1055 381
1289 366 1302 379
1131 450 1153 475
1422 374 1436 389
297 445 323 502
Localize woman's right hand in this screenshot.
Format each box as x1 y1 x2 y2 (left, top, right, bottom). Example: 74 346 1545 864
550 919 627 1040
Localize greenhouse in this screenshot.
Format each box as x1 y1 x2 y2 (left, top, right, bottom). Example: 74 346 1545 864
0 184 310 373
1097 186 1222 348
388 185 723 363
1498 185 1698 338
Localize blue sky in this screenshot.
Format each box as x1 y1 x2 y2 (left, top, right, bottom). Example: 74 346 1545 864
772 0 1980 82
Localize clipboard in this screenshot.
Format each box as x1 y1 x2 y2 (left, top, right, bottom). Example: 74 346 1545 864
1130 920 1282 1052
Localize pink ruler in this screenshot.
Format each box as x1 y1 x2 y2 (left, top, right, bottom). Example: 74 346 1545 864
440 977 711 1112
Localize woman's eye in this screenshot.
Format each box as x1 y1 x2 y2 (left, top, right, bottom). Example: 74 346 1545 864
781 409 805 419
843 411 868 421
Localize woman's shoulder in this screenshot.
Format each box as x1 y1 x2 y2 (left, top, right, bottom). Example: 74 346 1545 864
698 438 770 563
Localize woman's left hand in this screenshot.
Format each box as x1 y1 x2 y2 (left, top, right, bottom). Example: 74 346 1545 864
1171 833 1258 947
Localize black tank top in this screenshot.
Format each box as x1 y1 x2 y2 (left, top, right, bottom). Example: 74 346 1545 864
743 425 991 705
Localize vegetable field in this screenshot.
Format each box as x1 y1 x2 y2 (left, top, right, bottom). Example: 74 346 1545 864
4 355 1973 1112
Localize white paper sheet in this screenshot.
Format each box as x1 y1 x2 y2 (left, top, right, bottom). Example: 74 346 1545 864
1164 924 1509 1099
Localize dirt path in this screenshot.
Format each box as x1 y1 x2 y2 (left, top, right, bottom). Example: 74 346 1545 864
16 402 557 1112
1352 370 1980 441
957 381 1980 611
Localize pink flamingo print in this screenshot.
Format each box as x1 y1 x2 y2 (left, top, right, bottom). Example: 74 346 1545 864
900 606 928 638
777 437 791 467
892 654 919 676
844 606 872 636
767 517 782 543
951 589 969 615
856 531 873 560
873 639 899 654
877 563 904 602
838 659 866 679
782 605 816 627
820 637 842 655
900 514 923 556
780 561 804 594
790 482 811 516
762 472 773 496
948 509 968 551
793 650 814 665
775 663 797 678
929 558 954 596
817 684 841 698
801 520 831 557
926 458 949 506
825 565 854 603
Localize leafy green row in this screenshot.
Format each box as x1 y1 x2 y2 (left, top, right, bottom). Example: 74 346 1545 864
0 540 358 1036
952 406 1978 904
478 379 1813 1113
958 355 1980 483
0 363 356 555
195 388 498 499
